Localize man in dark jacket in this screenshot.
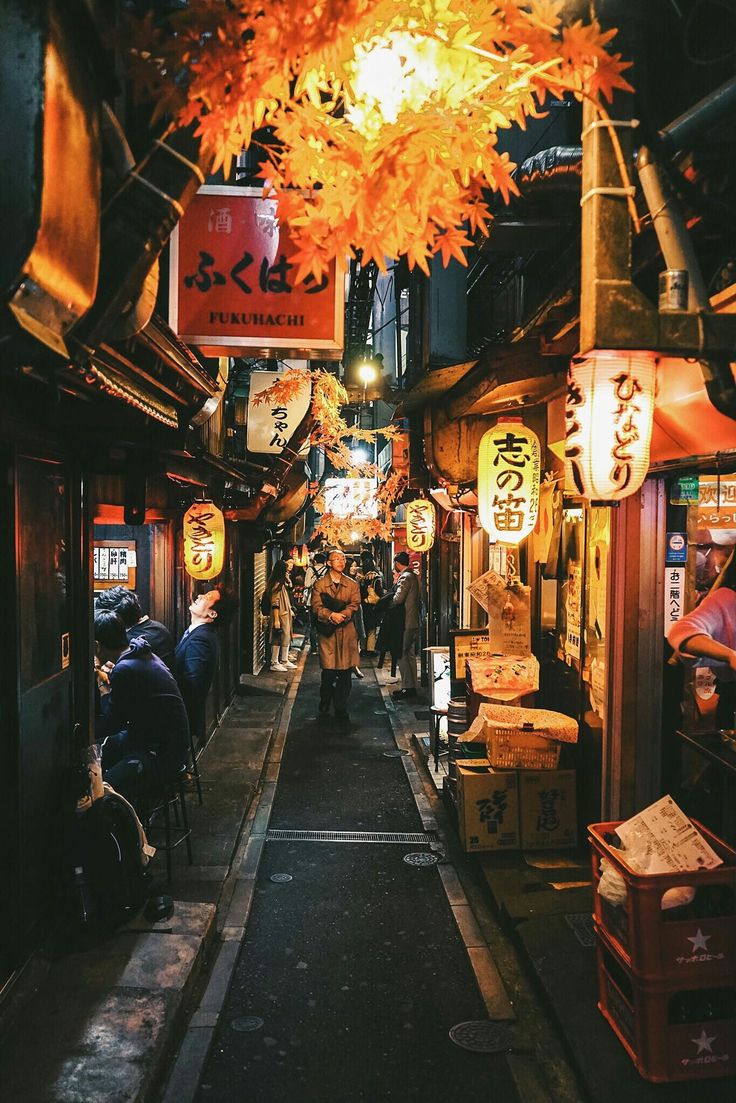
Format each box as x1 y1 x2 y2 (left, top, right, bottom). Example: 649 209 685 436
390 551 422 700
174 586 238 749
94 610 189 799
95 586 176 672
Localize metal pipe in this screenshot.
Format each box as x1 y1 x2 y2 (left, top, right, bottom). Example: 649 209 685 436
659 75 736 153
635 147 709 311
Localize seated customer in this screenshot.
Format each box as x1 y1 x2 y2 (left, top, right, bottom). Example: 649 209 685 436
94 610 189 799
95 586 176 671
174 586 238 748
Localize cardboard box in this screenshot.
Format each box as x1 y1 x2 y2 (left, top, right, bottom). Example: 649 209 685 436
519 769 577 850
457 765 520 853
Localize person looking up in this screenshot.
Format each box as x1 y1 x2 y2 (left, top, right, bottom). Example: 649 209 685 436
95 585 175 671
174 586 239 757
265 559 296 672
311 549 361 726
390 551 421 700
94 610 189 799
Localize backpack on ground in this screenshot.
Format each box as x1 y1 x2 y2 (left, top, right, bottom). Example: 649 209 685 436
66 791 150 940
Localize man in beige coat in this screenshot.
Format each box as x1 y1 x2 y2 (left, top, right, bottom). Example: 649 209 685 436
311 549 361 725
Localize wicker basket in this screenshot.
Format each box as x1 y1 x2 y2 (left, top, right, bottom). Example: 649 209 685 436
485 722 561 769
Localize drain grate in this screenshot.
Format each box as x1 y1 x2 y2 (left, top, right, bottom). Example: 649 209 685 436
403 851 440 867
266 829 437 845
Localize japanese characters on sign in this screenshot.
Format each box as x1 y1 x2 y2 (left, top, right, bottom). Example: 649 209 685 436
565 350 657 501
664 566 685 632
323 478 378 519
183 501 226 582
246 370 311 454
477 417 541 546
169 186 344 358
697 476 736 531
94 546 130 582
405 499 436 552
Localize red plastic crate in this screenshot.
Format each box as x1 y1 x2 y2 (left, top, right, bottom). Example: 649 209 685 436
589 819 736 983
596 930 736 1083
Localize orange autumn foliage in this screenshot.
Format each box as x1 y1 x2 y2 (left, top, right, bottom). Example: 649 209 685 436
252 367 405 545
127 0 631 281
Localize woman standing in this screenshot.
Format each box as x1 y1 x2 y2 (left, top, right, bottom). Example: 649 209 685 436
668 548 736 728
311 549 361 726
347 558 367 665
360 553 385 655
266 560 296 672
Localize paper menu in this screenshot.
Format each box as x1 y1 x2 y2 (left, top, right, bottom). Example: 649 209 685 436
616 795 722 874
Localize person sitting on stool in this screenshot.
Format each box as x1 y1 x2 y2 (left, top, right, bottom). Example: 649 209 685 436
94 610 189 800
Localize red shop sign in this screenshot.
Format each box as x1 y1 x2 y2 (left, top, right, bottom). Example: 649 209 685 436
169 186 344 359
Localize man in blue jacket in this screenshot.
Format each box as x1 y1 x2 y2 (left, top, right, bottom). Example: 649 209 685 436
94 610 189 799
174 586 238 753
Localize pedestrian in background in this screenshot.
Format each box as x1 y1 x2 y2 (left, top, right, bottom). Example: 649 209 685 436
265 560 296 672
311 549 361 727
390 551 421 700
359 553 384 655
304 551 328 655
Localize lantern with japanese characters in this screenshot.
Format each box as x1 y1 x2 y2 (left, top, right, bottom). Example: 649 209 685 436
183 501 226 581
477 418 541 545
565 351 657 501
405 499 436 553
290 543 309 567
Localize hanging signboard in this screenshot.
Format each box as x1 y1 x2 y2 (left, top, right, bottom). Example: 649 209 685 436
664 566 685 632
246 370 311 454
697 476 736 531
183 501 226 581
169 185 344 358
323 478 378 519
565 561 582 661
485 572 532 657
405 499 436 553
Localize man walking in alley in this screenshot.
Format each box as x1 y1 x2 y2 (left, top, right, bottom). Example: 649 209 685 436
391 551 421 701
311 549 361 727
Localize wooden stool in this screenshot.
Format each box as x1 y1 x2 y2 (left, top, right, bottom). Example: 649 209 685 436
431 704 449 773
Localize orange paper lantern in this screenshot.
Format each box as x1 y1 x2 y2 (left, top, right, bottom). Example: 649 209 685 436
183 501 225 581
477 417 541 545
565 350 657 501
405 499 436 553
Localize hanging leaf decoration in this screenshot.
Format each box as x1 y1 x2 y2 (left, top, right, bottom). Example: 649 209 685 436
126 0 631 279
253 368 405 545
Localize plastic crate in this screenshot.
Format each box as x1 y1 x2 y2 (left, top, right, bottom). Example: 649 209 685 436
589 820 736 983
596 930 736 1082
486 723 561 769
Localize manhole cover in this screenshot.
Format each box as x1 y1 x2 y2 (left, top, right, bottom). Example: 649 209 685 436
270 873 293 883
383 749 409 758
403 851 439 867
231 1015 264 1033
449 1021 515 1053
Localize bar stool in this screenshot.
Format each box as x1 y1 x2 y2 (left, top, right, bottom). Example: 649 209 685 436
187 730 203 805
138 756 193 883
431 704 449 772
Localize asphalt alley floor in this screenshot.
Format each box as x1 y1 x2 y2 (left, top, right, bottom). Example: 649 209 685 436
192 657 526 1103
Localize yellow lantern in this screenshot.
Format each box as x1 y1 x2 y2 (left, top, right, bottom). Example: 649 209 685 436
477 417 541 545
183 501 225 581
405 499 436 553
291 543 309 567
565 350 657 500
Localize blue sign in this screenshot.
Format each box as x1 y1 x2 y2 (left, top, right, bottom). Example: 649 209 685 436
666 531 688 564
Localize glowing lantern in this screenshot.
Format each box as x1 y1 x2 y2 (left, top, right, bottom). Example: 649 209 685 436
565 351 657 500
290 544 309 567
406 499 436 553
183 501 225 581
477 417 541 545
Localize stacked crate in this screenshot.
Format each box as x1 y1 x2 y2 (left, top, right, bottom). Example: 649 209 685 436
589 820 736 1082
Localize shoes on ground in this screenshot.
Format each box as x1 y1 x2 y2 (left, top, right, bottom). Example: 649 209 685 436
391 688 417 700
352 667 365 679
309 648 318 656
270 662 288 672
283 660 298 669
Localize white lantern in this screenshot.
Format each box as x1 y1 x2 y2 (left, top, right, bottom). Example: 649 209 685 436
477 417 541 545
565 351 657 500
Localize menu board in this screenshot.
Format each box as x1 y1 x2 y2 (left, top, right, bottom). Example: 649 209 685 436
449 630 497 694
